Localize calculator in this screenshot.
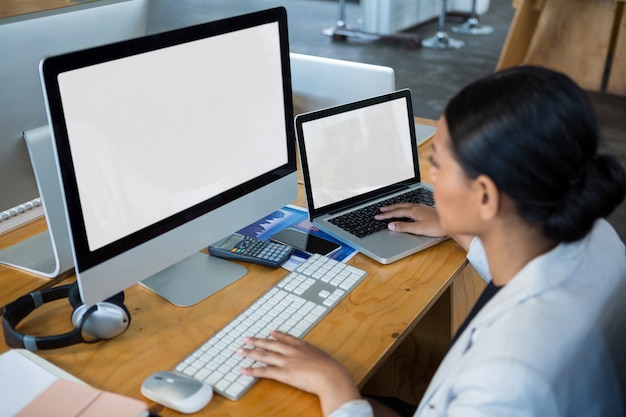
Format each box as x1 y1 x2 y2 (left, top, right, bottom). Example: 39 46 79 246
208 233 294 268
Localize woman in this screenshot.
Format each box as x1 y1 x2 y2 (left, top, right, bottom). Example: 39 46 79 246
237 66 626 416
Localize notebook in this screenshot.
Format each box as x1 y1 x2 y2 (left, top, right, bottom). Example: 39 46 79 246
0 349 148 417
295 89 446 264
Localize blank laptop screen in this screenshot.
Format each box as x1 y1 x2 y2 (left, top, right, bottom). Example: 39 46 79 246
300 96 415 209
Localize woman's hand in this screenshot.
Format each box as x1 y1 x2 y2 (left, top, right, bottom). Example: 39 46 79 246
238 330 361 416
375 203 445 237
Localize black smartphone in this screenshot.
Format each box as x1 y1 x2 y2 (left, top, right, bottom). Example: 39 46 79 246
270 228 340 256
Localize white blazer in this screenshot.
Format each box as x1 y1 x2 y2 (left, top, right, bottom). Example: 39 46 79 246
330 219 626 417
415 219 626 417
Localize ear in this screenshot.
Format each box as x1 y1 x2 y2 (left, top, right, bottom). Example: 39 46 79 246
473 174 501 221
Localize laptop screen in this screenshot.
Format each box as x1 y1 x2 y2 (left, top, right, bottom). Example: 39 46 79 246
297 90 418 211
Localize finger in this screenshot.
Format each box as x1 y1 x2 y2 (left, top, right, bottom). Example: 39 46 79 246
240 361 288 382
375 207 416 221
240 332 304 359
240 364 266 378
389 217 446 237
243 331 303 354
240 364 317 396
387 221 414 233
270 330 301 345
237 346 284 367
379 202 416 212
242 335 293 356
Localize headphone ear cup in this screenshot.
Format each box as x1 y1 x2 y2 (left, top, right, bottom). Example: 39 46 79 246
71 301 131 341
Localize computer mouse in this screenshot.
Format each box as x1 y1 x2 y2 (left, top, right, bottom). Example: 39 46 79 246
141 371 213 414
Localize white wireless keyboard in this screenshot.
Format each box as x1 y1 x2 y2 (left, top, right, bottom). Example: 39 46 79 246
174 254 367 400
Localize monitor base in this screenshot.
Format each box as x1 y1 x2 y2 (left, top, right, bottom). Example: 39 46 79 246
140 252 248 307
0 231 58 277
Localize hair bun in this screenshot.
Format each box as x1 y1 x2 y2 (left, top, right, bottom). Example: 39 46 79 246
543 154 626 242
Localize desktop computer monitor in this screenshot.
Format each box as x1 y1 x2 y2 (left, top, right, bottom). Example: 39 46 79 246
0 0 149 275
40 7 298 307
290 53 396 114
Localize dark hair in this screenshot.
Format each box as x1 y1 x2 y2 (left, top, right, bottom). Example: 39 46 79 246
444 65 626 242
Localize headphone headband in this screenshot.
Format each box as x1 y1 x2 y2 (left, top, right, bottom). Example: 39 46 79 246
2 283 130 351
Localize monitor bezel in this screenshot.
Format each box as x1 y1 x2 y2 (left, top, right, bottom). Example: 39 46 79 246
40 7 296 273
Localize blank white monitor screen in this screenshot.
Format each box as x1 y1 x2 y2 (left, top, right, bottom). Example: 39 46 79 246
58 24 288 252
41 7 297 306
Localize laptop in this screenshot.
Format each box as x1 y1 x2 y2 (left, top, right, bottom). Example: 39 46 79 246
295 89 446 264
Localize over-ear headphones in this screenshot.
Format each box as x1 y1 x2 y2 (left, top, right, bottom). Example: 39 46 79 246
2 282 130 351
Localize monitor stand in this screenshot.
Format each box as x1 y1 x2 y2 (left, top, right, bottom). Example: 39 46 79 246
140 252 248 307
0 231 57 276
0 126 74 278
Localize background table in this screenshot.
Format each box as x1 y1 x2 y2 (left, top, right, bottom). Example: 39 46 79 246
497 0 626 96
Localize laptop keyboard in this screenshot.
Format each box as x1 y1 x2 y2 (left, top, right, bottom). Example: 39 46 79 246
328 188 435 238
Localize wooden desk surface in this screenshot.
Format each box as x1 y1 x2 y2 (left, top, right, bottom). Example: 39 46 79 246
0 119 470 416
0 0 76 19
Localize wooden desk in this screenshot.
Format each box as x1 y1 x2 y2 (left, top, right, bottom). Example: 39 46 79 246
0 0 76 19
0 120 482 415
